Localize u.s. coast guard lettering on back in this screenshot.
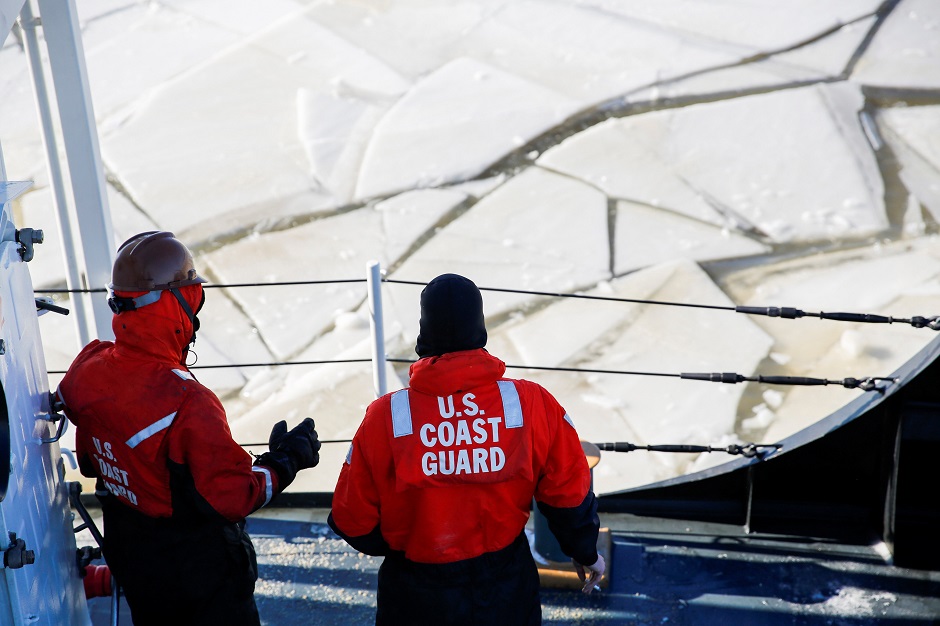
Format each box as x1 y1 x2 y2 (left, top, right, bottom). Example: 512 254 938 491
389 386 525 477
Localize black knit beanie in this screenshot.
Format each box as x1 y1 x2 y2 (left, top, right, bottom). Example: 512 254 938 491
415 274 487 357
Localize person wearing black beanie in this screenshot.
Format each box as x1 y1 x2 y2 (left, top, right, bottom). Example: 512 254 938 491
415 273 488 357
330 272 604 626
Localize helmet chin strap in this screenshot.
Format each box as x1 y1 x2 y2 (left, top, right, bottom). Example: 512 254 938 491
110 287 204 356
108 290 162 313
169 287 200 345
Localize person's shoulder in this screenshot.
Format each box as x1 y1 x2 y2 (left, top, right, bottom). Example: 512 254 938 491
503 377 565 411
362 388 397 420
168 370 227 426
61 340 113 379
502 377 552 397
74 339 112 361
164 367 218 402
355 387 406 439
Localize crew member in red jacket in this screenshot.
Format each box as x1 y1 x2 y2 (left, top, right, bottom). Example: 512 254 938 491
329 273 604 625
58 231 320 626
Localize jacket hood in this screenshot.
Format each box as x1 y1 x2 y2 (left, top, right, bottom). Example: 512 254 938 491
408 349 506 395
111 283 203 365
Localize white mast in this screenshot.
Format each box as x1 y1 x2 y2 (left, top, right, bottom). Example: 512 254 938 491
18 0 93 345
29 0 116 342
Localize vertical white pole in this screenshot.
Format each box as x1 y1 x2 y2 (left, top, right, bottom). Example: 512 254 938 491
36 0 116 341
19 1 92 346
367 261 387 399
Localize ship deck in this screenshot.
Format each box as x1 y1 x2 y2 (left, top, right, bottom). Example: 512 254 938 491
85 507 940 625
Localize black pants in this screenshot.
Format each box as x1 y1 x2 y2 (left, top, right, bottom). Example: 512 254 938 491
101 498 260 626
376 532 541 626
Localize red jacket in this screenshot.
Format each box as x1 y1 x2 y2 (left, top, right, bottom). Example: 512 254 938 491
330 349 595 564
58 284 276 521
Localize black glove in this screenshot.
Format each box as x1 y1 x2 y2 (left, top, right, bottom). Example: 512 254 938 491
254 417 321 490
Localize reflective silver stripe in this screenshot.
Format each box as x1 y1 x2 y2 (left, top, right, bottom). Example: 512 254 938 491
171 369 194 381
252 466 273 507
563 412 575 428
497 380 524 428
56 386 67 409
129 290 162 309
126 412 177 449
390 390 413 438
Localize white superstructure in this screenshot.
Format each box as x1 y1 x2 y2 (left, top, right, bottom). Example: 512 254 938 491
1 0 115 622
0 182 91 625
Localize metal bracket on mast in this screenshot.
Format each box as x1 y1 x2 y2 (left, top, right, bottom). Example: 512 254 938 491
14 227 42 262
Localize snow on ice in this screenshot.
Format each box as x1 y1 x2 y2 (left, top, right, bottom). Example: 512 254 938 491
1 0 939 494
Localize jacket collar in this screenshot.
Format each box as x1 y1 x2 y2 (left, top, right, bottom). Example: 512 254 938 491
408 349 506 395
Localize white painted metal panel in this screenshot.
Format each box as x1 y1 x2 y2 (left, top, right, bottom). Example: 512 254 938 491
0 188 91 625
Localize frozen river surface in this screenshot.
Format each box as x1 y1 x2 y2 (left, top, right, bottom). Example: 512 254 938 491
1 0 939 494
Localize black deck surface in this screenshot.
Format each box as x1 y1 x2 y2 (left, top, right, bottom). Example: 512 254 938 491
85 509 940 625
242 512 940 626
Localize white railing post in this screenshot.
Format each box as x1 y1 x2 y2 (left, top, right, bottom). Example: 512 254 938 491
367 261 387 398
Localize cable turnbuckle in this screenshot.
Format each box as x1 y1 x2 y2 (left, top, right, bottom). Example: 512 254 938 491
911 315 940 331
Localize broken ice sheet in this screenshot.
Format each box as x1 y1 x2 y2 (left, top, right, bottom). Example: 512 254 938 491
482 264 747 491
38 294 81 393
501 369 674 494
717 238 940 441
202 190 465 360
719 238 940 363
100 50 326 235
198 208 426 359
497 264 677 368
388 166 610 334
354 57 581 199
303 0 503 80
493 259 772 480
303 0 739 104
155 0 307 38
192 284 275 396
580 260 773 448
762 286 940 442
576 0 884 54
613 201 769 274
543 83 887 244
0 48 47 180
877 104 940 224
454 0 742 103
228 358 404 494
538 118 728 227
297 89 388 205
765 16 878 77
626 17 878 103
850 0 940 91
79 2 241 120
9 0 940 499
375 188 469 262
98 11 410 235
19 182 157 290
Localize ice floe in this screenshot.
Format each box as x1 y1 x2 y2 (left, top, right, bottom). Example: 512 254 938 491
877 104 940 224
850 0 940 91
1 0 937 495
545 83 887 244
355 57 581 199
